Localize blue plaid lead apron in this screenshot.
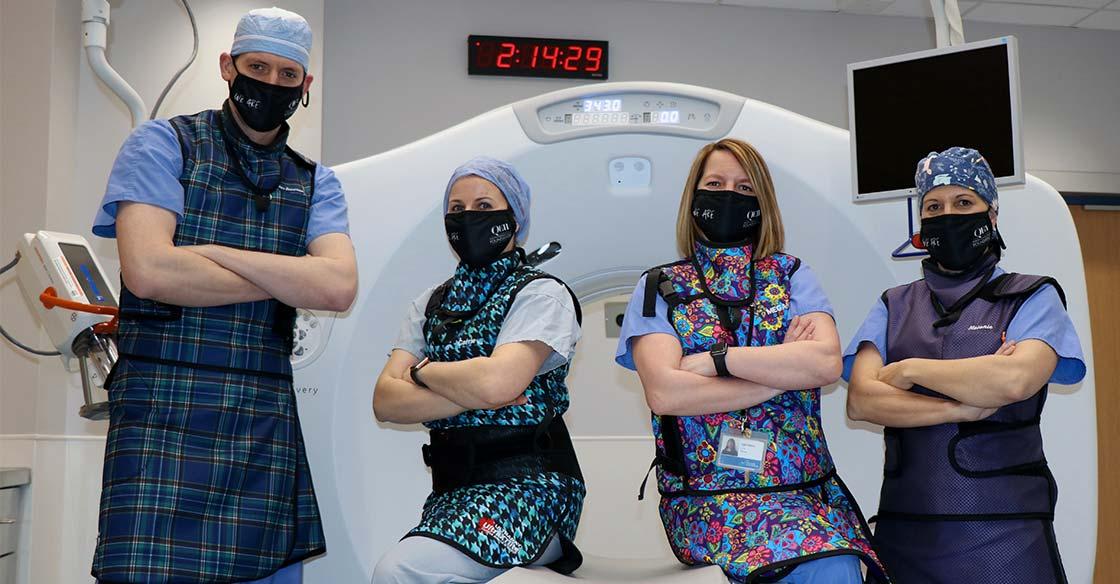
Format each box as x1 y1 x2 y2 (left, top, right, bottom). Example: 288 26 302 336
93 105 325 583
404 251 585 571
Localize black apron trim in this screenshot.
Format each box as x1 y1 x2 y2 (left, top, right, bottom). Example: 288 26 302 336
116 353 293 381
507 273 583 326
873 510 1055 522
948 417 1049 478
642 267 664 318
658 468 837 498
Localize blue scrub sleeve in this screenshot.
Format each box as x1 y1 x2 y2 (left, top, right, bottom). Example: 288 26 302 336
789 264 834 318
93 119 349 247
841 299 888 382
1006 284 1086 385
307 164 350 243
614 274 677 371
92 120 185 238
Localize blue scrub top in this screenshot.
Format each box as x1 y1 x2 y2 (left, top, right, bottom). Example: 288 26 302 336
91 119 349 245
841 268 1086 385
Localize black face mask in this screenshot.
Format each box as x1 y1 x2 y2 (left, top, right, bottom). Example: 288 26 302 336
920 211 996 271
445 210 517 267
691 190 763 246
228 69 304 133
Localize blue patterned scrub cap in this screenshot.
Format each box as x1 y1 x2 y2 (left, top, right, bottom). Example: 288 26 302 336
444 157 532 244
231 7 312 71
914 147 999 213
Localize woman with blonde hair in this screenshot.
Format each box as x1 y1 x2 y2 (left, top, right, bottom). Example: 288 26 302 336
615 139 889 583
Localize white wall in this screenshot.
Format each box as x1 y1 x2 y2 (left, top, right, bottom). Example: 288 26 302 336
321 0 1120 193
0 2 324 582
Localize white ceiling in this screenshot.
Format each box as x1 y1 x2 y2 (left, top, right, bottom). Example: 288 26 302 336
647 0 1120 30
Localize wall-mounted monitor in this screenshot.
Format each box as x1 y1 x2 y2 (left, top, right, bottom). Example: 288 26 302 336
848 37 1023 202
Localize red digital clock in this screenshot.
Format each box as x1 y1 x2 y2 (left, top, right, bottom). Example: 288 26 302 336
468 35 608 80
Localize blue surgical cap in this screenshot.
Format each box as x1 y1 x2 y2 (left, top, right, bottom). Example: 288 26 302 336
231 7 312 72
444 157 532 244
915 147 999 214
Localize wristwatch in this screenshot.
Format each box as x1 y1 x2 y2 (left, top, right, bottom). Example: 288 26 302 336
409 357 431 389
710 342 732 378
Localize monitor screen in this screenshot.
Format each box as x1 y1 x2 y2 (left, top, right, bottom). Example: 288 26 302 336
849 37 1022 201
59 242 116 308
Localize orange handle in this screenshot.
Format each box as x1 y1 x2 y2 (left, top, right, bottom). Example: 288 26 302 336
92 316 119 336
39 287 119 316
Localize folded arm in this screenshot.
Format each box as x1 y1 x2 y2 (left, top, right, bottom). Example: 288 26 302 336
415 341 551 410
722 312 843 389
373 349 472 424
633 333 781 417
192 232 357 312
676 313 840 390
846 342 996 427
877 339 1058 408
116 202 271 306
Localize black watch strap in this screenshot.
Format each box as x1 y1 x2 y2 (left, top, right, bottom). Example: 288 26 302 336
711 343 732 378
410 359 431 389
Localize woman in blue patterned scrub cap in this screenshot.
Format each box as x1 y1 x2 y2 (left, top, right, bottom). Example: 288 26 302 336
844 147 1087 584
371 157 586 582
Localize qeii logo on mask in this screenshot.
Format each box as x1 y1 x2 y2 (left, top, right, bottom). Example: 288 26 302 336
489 222 512 245
477 517 523 555
971 224 992 247
742 209 762 228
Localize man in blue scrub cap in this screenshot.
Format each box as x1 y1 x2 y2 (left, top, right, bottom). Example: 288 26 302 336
843 147 1085 583
90 7 356 584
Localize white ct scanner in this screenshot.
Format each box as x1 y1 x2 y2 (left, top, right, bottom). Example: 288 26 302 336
287 82 1097 583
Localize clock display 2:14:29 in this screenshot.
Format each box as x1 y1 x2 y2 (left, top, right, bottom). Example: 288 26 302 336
468 35 609 79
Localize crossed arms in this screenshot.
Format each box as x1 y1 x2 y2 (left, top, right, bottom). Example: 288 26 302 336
632 312 841 417
845 339 1058 427
116 201 357 312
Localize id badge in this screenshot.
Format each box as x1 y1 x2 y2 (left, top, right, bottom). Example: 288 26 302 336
716 420 771 474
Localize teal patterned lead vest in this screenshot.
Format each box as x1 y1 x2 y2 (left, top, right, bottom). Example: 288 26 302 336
423 251 573 428
116 105 314 378
406 250 586 570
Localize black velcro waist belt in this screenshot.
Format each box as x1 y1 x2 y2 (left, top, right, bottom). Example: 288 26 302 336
422 416 583 495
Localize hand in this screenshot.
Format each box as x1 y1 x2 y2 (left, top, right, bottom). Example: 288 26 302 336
680 352 718 377
493 394 529 409
956 402 998 422
877 359 914 390
783 315 816 344
994 340 1017 356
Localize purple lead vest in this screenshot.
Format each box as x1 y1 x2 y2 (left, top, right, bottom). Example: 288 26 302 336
641 242 888 583
870 258 1069 584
